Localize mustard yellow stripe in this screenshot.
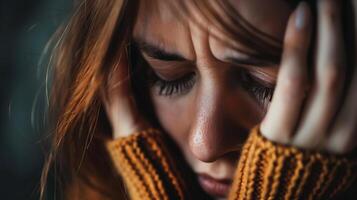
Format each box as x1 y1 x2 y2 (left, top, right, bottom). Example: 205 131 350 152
240 134 258 200
259 145 274 200
292 155 316 199
246 146 262 199
328 160 350 199
284 151 303 200
115 143 147 199
267 148 284 200
229 131 255 200
309 154 329 200
145 134 184 199
316 158 337 199
124 142 156 199
131 138 167 200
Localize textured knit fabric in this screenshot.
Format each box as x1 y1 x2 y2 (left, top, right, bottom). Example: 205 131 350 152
228 126 357 200
106 128 187 200
106 126 357 200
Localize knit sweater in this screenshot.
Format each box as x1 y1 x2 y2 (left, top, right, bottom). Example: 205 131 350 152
106 126 357 200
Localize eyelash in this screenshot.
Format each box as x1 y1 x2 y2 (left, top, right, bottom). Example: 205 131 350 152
150 72 197 96
148 69 274 106
239 71 275 106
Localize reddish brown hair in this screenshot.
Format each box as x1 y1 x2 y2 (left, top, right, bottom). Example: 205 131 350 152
41 0 139 199
40 0 309 199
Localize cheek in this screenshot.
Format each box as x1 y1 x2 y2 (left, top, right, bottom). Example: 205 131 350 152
150 94 193 148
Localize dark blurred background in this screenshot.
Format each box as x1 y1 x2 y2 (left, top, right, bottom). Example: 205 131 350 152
0 0 71 199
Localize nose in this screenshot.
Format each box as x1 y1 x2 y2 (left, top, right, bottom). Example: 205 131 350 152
188 69 260 162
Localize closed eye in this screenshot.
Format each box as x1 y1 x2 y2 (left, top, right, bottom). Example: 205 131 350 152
148 71 197 96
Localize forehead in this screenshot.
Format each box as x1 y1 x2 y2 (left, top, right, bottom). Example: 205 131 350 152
133 0 295 59
231 0 294 40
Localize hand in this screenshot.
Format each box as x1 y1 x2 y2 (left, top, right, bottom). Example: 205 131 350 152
101 50 150 139
261 0 357 154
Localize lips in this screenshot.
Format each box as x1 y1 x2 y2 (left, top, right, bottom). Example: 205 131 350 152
198 174 232 198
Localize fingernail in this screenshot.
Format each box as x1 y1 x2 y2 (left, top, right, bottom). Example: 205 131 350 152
295 2 309 30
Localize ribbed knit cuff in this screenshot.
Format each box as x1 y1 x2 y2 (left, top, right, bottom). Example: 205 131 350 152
106 128 185 200
228 126 357 200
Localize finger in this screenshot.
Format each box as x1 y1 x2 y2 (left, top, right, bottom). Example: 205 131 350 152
325 1 357 154
101 52 149 138
260 2 312 144
326 69 357 154
293 0 345 149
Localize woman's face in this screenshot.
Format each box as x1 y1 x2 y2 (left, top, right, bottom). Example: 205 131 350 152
133 0 294 199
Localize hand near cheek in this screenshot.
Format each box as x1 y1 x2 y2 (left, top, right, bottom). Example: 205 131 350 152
261 0 357 154
101 53 194 200
101 51 150 139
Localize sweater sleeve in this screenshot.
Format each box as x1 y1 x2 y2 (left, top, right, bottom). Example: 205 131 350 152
228 126 357 200
105 128 187 200
106 127 357 200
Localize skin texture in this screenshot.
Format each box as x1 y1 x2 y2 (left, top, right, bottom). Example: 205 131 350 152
102 0 357 199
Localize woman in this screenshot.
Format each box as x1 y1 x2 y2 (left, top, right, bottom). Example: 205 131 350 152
41 0 357 199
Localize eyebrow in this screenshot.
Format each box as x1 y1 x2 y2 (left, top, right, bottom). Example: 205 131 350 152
134 38 278 67
134 39 187 61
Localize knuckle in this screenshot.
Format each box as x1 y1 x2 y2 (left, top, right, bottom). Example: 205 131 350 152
325 9 340 26
284 41 304 55
283 72 307 93
320 64 343 92
321 0 341 22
